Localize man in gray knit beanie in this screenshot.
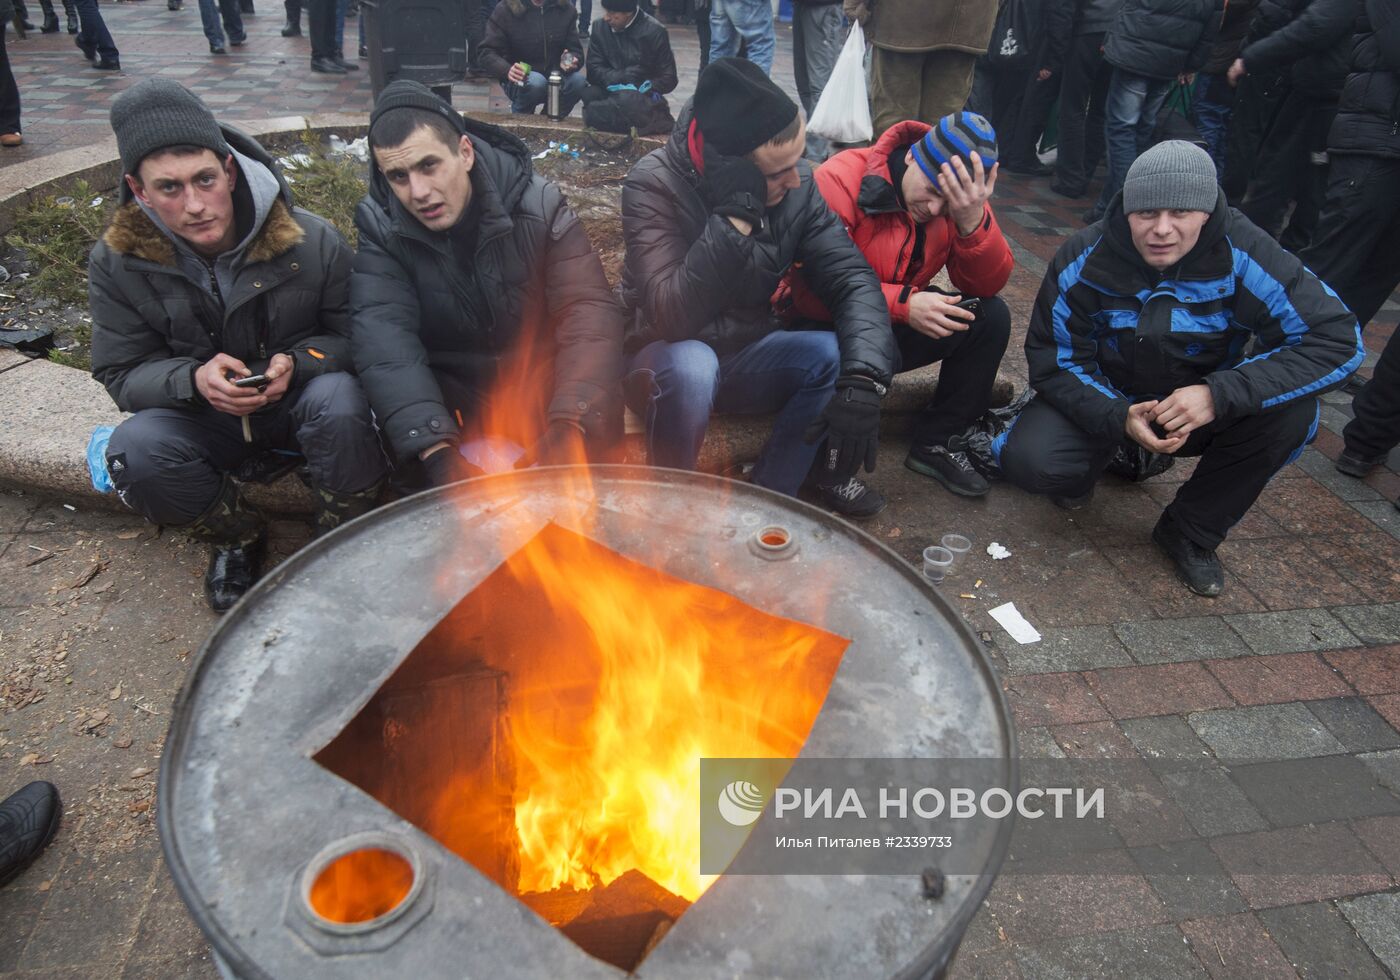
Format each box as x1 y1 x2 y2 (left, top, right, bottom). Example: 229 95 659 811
1119 139 1220 271
109 78 231 184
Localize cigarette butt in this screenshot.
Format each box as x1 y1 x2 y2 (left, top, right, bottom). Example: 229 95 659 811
960 593 977 599
454 409 465 427
975 579 983 587
306 348 326 359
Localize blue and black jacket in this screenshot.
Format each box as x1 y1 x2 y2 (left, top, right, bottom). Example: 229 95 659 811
1025 190 1363 443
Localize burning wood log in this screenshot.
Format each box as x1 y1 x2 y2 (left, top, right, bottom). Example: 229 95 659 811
521 869 690 972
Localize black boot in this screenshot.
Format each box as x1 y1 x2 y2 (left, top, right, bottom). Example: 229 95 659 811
1151 511 1224 598
0 782 61 887
187 478 267 613
311 481 382 538
37 0 59 32
64 0 77 32
280 0 300 35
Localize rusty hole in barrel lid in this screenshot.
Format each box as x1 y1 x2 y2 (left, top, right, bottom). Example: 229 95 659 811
759 528 789 547
305 845 417 930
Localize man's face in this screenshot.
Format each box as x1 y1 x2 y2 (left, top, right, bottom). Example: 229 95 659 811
128 149 238 258
749 118 807 208
373 125 475 232
603 9 631 29
1127 208 1211 269
901 150 947 224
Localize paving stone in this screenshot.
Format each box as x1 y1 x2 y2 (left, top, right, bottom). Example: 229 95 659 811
119 951 220 979
1260 902 1391 980
1323 646 1400 694
1338 893 1400 976
1187 703 1348 759
1178 913 1298 980
1049 719 1139 759
1254 475 1379 535
1003 672 1109 728
1221 608 1361 656
1333 602 1400 645
1370 694 1400 730
1230 755 1400 826
1216 536 1367 610
998 625 1134 675
1111 617 1250 665
987 870 1171 944
1203 652 1353 706
1294 448 1384 502
1210 823 1391 909
1311 533 1400 602
1349 500 1400 541
1308 698 1400 752
1015 725 1067 759
1351 814 1400 877
1011 925 1208 979
1130 840 1248 920
1120 715 1216 771
1102 543 1267 618
1161 769 1270 838
1359 748 1400 795
946 946 1023 980
1085 662 1235 720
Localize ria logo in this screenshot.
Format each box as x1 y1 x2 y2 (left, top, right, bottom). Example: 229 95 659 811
717 780 766 826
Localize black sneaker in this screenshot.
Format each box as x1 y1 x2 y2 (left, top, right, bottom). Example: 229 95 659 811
1151 513 1223 597
813 477 887 519
1335 447 1383 478
204 534 266 612
0 781 61 887
905 439 990 497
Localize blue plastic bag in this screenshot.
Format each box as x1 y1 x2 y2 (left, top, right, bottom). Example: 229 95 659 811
87 425 115 494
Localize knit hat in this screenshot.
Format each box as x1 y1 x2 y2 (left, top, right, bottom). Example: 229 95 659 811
369 79 465 138
109 79 231 178
1122 140 1219 214
601 0 637 11
911 112 998 184
693 57 799 156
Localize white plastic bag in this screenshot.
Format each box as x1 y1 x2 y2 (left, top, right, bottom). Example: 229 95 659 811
807 21 873 144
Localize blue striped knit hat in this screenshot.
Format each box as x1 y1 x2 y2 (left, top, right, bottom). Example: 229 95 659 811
911 112 998 183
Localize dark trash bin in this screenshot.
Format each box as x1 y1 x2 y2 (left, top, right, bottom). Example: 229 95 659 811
363 0 467 99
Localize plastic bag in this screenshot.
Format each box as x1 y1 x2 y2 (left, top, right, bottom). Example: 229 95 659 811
961 388 1036 480
1104 443 1176 482
808 22 872 144
87 425 115 494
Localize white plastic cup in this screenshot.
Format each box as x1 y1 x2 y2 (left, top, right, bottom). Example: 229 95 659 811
941 533 972 556
923 546 955 583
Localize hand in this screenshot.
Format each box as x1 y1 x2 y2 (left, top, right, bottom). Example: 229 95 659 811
843 0 871 25
1125 401 1186 454
1227 58 1246 86
803 376 883 482
1177 72 1195 87
907 292 976 339
1151 384 1215 439
1037 68 1053 82
260 353 295 405
515 421 585 468
702 152 767 229
421 444 485 487
935 152 998 237
560 51 579 72
195 352 270 417
508 62 527 85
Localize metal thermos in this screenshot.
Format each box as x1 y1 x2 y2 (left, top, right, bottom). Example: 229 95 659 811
547 71 563 119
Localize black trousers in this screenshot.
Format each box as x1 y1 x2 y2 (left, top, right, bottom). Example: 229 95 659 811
1301 154 1400 330
1054 32 1109 194
1239 89 1335 250
999 394 1320 548
307 0 336 59
1344 326 1400 461
0 27 18 137
895 293 1012 446
106 374 388 526
1222 69 1288 204
969 63 1032 135
1003 70 1061 169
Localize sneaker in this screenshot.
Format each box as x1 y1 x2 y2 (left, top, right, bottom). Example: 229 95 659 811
1151 512 1223 597
1335 447 1383 478
0 781 61 887
905 439 990 497
813 476 887 519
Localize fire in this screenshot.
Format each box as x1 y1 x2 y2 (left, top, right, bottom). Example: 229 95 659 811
308 847 415 925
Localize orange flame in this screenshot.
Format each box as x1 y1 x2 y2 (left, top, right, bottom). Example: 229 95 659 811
308 848 415 924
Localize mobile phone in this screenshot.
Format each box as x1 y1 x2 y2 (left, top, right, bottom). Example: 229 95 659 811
953 297 982 316
231 374 269 388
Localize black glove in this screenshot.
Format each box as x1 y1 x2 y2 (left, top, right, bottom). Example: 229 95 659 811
803 376 884 482
702 151 767 229
422 446 484 487
515 420 586 469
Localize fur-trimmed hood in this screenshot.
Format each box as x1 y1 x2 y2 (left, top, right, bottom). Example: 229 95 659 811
101 195 305 267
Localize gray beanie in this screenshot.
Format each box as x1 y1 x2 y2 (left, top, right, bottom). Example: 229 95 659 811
109 78 231 178
1122 140 1218 214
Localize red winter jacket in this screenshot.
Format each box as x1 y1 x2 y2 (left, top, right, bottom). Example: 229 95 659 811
774 121 1014 326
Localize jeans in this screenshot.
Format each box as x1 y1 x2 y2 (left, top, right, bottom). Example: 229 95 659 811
792 3 841 159
1191 73 1233 179
71 0 119 61
577 0 590 33
709 0 774 75
507 69 587 115
625 330 841 496
198 0 244 46
1091 67 1172 218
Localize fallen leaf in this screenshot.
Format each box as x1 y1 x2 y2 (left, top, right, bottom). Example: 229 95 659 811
36 880 50 892
70 559 109 589
885 527 902 538
113 734 133 749
19 752 53 766
108 683 122 700
130 766 153 779
115 529 142 540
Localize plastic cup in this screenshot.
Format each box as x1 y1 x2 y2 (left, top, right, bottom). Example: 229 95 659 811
941 533 972 556
922 546 955 583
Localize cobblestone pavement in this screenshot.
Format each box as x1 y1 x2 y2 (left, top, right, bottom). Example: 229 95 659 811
3 8 1400 977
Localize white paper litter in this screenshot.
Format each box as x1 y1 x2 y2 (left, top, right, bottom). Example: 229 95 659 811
986 542 1011 560
988 602 1041 644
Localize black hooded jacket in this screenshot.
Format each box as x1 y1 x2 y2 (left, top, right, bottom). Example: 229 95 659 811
480 0 584 81
1241 0 1358 98
585 9 678 93
618 102 896 385
1025 191 1362 443
1102 0 1223 79
1329 0 1400 157
350 113 623 463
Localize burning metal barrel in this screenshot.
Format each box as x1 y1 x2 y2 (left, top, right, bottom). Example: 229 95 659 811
159 467 1014 978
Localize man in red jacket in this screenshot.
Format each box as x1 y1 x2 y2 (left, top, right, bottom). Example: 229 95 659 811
776 113 1014 496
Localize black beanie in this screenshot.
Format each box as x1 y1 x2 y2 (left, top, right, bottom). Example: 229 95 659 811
601 0 637 10
109 78 231 178
369 79 466 138
693 57 799 156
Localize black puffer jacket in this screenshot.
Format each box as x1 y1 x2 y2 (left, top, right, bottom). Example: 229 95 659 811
1203 0 1261 74
1026 190 1361 442
1329 0 1400 157
89 127 353 413
480 0 583 81
1242 0 1358 97
619 103 896 385
1103 0 1222 78
585 9 677 92
350 114 623 463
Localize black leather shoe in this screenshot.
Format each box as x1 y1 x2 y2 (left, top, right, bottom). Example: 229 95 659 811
93 57 121 70
167 0 181 8
210 42 226 53
75 36 96 60
40 12 60 31
332 55 358 70
66 11 78 31
905 437 991 497
1152 512 1223 597
1005 159 1053 177
1335 447 1384 478
0 781 61 887
280 17 300 34
1049 182 1085 198
311 56 347 73
204 534 265 613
